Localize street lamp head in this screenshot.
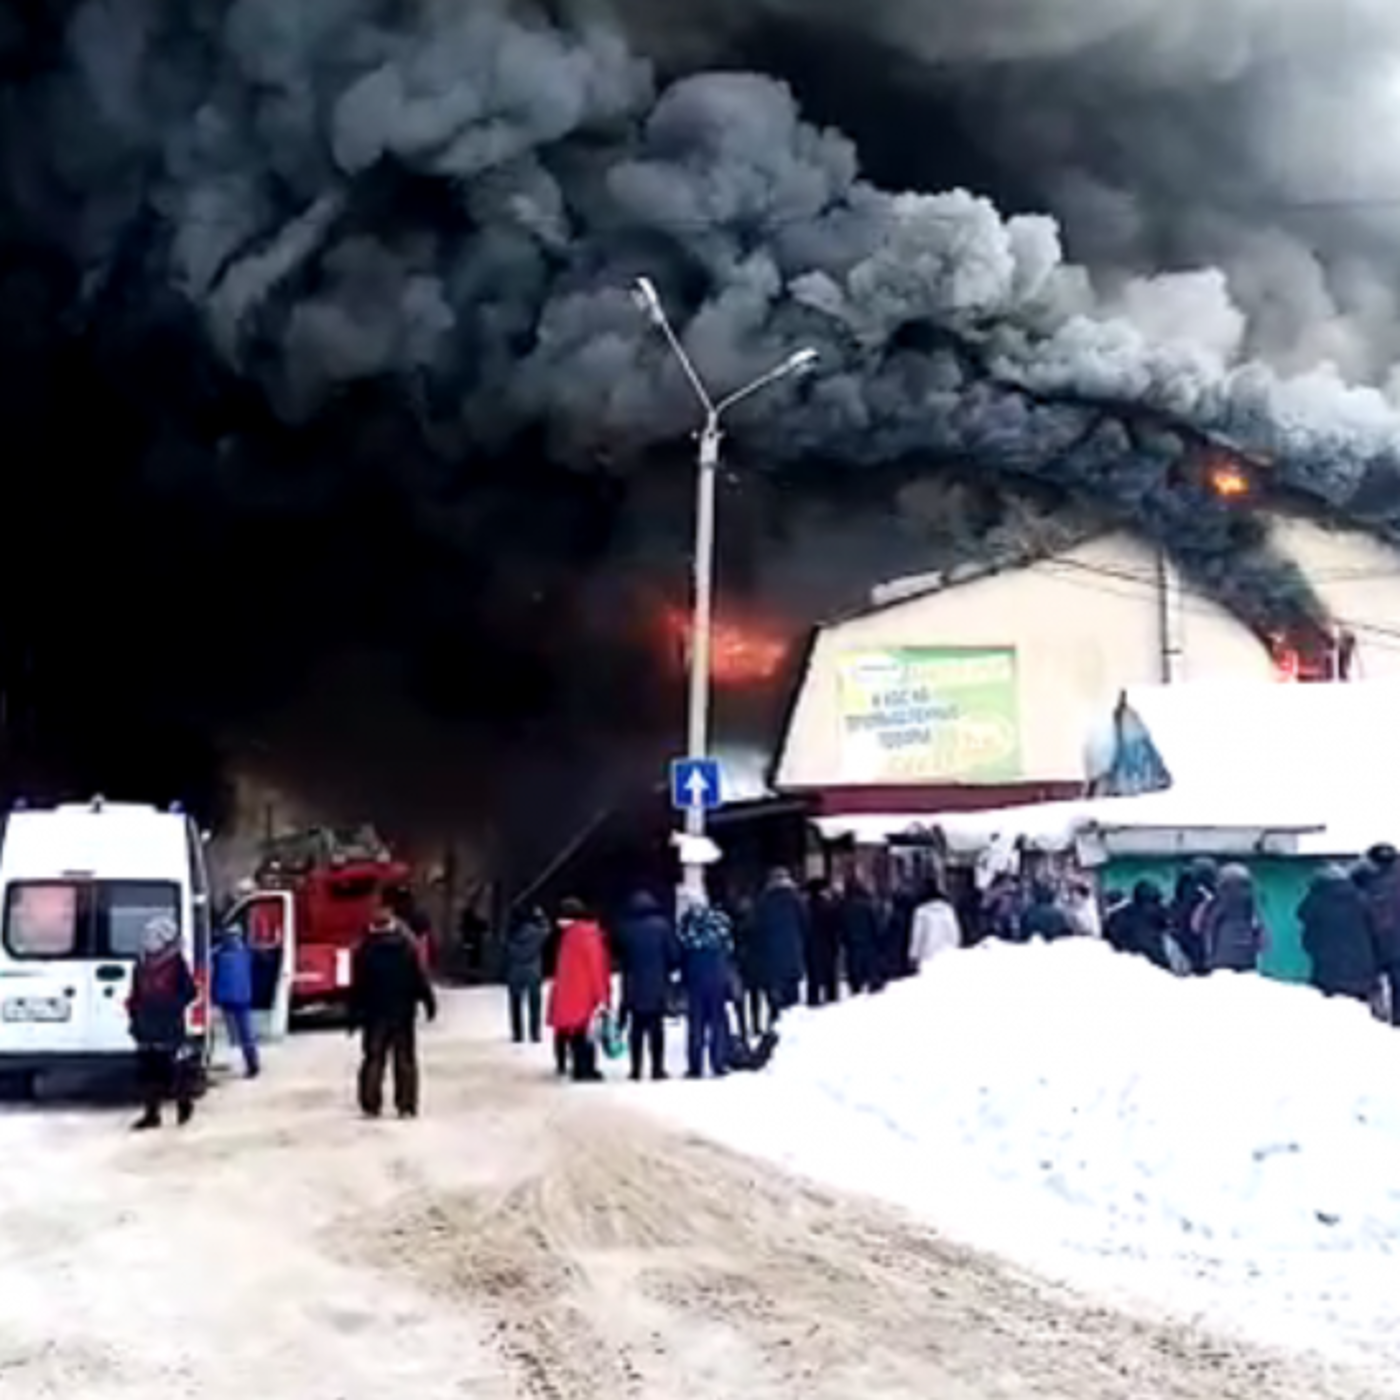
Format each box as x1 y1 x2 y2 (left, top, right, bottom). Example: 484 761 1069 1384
632 276 666 327
783 347 818 375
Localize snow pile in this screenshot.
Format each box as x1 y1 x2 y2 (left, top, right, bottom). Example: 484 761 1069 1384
642 939 1400 1371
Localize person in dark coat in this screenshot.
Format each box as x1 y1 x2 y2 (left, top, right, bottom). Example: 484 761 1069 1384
883 883 919 982
839 880 883 993
1360 844 1400 1023
753 868 807 1022
1104 881 1172 970
457 905 490 978
503 906 550 1044
729 894 763 1038
677 900 733 1078
1200 863 1266 972
1170 858 1218 974
389 885 434 973
349 900 437 1118
1019 880 1074 941
803 879 841 1007
212 924 260 1078
718 894 751 1040
128 916 199 1131
1300 865 1381 1003
615 891 677 1081
983 873 1024 942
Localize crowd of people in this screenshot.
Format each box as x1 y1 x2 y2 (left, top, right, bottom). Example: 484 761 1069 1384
123 886 438 1131
498 867 977 1084
1103 846 1400 1019
517 846 1400 1084
120 844 1400 1130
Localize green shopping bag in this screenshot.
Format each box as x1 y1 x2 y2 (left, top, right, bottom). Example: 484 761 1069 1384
593 1008 626 1060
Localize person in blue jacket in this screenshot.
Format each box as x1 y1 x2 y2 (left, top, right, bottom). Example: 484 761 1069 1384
212 924 260 1079
677 898 733 1079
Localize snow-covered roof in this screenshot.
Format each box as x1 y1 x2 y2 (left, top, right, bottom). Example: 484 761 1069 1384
815 791 1323 853
1114 680 1400 840
714 747 775 806
819 681 1400 856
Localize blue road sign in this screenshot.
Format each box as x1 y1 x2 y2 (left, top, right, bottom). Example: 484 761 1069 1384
670 758 721 812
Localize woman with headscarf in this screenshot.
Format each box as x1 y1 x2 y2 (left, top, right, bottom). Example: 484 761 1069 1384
1200 864 1267 973
127 915 198 1131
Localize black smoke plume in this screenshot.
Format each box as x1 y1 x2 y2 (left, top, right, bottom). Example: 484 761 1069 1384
3 0 1399 861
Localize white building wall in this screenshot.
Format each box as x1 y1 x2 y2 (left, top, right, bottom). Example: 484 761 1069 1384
777 534 1274 789
1273 516 1400 678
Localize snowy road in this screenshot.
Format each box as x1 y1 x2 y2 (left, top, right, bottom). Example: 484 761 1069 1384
0 990 1384 1400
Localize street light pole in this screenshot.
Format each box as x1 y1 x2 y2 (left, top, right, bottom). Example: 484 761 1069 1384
682 412 721 900
632 277 816 905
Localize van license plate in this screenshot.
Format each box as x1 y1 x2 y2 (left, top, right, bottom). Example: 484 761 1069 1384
3 997 71 1023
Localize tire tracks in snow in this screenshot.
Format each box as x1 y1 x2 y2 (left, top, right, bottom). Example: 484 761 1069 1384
354 1085 1387 1400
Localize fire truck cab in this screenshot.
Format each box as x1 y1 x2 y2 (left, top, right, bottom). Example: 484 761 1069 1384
221 826 410 1028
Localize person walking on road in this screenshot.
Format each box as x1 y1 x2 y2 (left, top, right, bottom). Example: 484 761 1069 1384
212 924 260 1079
753 868 807 1023
548 898 611 1082
348 899 437 1119
616 891 677 1081
503 905 550 1044
678 899 733 1079
127 915 198 1131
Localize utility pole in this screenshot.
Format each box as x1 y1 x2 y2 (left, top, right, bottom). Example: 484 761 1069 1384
632 276 816 905
1155 549 1182 683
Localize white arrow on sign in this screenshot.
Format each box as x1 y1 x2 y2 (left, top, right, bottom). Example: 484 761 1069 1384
684 768 711 806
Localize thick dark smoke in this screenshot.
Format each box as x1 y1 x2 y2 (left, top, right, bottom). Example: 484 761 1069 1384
4 0 1400 864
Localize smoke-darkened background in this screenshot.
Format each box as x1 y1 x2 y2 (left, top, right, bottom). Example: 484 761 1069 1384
5 0 1400 871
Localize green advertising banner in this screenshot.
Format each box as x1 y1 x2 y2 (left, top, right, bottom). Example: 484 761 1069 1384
837 647 1022 783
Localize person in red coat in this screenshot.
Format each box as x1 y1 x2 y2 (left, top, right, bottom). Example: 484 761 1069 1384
548 898 611 1081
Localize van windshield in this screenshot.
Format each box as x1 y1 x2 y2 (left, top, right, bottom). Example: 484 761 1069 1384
4 881 181 960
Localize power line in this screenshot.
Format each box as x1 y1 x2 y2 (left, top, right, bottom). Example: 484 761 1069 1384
1039 556 1400 654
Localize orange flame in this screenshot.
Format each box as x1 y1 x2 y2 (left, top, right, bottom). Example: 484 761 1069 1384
660 606 789 686
1274 644 1301 682
1208 462 1251 499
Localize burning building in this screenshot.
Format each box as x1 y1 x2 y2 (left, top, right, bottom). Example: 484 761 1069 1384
6 0 1400 875
772 514 1398 820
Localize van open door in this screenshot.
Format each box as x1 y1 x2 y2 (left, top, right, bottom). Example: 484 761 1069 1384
223 891 296 1041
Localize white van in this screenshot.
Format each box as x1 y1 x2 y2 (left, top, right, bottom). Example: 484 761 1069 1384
0 799 212 1092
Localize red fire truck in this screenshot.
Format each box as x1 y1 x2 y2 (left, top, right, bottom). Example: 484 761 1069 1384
223 826 412 1025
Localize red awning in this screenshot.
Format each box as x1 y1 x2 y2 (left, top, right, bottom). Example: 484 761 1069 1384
799 782 1082 817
